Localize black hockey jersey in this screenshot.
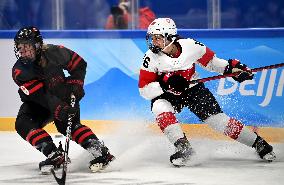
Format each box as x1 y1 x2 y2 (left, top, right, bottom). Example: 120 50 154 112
12 44 87 120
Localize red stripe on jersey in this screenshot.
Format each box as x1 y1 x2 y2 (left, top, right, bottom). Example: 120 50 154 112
67 53 78 70
78 131 93 144
162 65 196 83
31 132 49 146
224 118 244 140
13 69 22 80
72 126 89 141
22 79 38 88
156 112 178 132
28 82 43 94
138 69 158 88
70 56 82 71
21 80 43 95
177 66 195 81
197 47 215 67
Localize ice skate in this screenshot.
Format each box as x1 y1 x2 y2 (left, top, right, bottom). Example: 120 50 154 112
39 146 64 175
86 140 115 172
252 135 276 162
170 136 194 167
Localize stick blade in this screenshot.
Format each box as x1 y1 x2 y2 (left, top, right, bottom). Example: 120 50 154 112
51 169 66 185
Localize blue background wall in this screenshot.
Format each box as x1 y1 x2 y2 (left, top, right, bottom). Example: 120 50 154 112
1 29 284 127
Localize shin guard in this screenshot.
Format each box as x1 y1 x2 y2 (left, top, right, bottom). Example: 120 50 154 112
156 112 184 144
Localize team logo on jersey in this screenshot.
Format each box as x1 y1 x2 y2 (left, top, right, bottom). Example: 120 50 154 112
20 86 30 95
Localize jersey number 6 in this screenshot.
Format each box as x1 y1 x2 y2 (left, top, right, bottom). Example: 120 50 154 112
143 56 150 68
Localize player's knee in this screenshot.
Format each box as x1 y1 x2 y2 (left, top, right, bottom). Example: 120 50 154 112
15 115 29 139
203 113 230 133
152 99 175 117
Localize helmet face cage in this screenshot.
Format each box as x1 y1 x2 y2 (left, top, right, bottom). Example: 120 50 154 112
146 33 162 54
146 18 177 53
14 26 43 61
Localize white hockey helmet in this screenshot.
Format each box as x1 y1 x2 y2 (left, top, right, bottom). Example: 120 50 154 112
146 18 177 53
147 18 177 36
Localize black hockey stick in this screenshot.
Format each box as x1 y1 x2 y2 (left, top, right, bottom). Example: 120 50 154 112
188 62 284 84
51 94 76 185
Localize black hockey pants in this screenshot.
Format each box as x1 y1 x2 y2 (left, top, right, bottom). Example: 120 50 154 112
151 83 223 121
15 101 96 156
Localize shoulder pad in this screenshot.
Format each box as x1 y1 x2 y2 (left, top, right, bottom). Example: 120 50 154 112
12 60 39 83
144 49 156 59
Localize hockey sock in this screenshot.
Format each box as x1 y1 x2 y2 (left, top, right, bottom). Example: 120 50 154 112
156 112 184 144
225 118 257 146
26 128 56 156
71 124 98 149
205 113 257 147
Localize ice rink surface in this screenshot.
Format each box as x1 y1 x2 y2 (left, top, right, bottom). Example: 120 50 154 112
0 122 283 185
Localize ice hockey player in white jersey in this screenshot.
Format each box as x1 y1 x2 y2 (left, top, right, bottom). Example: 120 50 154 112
138 18 276 166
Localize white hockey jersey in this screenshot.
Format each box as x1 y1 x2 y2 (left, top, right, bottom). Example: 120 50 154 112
138 38 229 100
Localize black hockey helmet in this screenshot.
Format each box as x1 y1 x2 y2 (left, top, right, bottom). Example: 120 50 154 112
14 26 43 61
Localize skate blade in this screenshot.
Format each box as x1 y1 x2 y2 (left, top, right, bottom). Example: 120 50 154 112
40 165 54 175
263 152 276 162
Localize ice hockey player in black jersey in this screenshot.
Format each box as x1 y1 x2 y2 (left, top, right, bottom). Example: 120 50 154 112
138 18 276 166
12 26 114 174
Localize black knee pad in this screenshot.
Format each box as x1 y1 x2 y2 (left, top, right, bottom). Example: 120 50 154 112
15 114 36 140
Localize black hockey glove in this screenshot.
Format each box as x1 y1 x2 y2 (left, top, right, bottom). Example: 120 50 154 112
224 59 254 83
161 75 188 95
69 84 84 101
55 102 79 122
66 78 85 101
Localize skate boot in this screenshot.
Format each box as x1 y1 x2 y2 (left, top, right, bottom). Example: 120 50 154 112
252 135 276 162
170 136 194 167
87 140 115 172
39 143 64 174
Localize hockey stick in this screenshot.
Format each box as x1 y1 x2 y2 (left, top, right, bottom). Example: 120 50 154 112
51 94 76 185
188 62 284 84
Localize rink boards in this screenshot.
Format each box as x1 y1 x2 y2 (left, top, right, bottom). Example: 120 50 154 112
0 29 284 138
1 117 284 143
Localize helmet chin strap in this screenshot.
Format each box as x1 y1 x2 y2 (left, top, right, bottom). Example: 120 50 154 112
162 39 175 53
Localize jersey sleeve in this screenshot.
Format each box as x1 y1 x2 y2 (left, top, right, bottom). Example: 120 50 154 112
12 61 44 96
138 52 164 100
52 45 87 86
191 39 228 73
202 56 229 73
187 39 215 67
